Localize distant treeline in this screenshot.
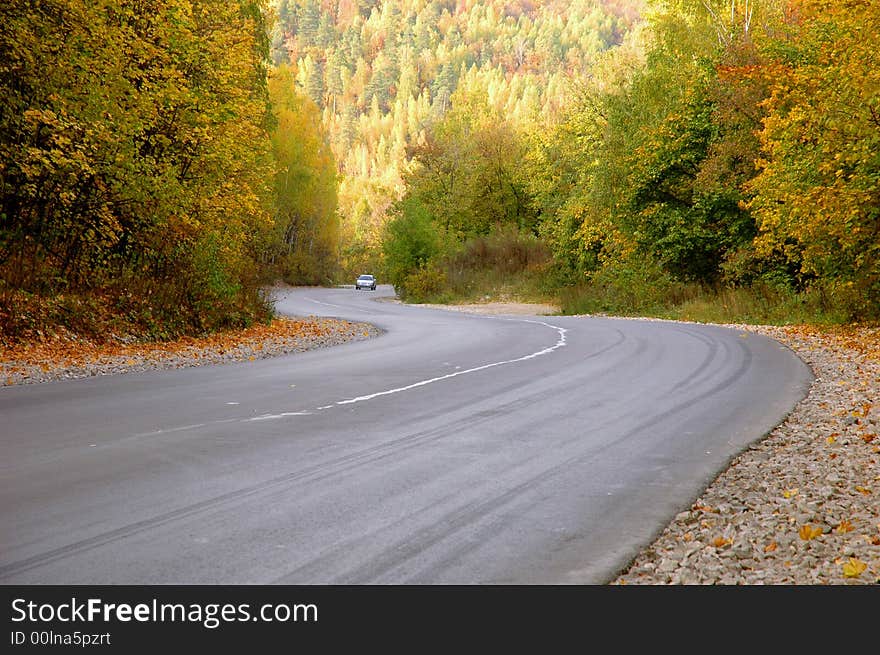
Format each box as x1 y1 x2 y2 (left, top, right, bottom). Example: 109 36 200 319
1 1 339 340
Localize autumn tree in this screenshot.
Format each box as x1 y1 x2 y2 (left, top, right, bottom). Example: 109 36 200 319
532 1 777 286
746 0 880 318
404 87 536 238
1 0 278 337
268 64 340 285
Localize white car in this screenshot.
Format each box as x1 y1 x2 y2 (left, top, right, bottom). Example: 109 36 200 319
355 274 376 290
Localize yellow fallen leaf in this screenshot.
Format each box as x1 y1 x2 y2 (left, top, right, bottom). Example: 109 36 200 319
799 524 823 541
836 520 855 534
764 541 778 553
842 558 867 578
713 537 731 548
693 504 718 513
855 486 871 495
783 488 798 499
826 436 837 445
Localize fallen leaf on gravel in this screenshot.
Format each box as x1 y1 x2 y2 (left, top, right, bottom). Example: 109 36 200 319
835 520 855 534
855 486 872 495
799 524 823 541
783 488 798 498
713 537 732 548
693 504 718 513
683 532 693 542
842 558 867 578
764 541 778 553
2 317 379 387
827 435 837 444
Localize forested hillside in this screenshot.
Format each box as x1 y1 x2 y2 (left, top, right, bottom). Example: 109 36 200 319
273 0 642 274
360 0 877 323
279 0 878 323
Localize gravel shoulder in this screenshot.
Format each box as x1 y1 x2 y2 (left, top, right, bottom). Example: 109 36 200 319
2 295 876 584
1 315 381 386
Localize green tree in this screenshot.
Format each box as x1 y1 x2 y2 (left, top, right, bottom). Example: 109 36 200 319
382 195 440 294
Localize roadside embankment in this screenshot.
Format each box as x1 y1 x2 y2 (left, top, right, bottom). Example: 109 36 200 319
1 316 381 386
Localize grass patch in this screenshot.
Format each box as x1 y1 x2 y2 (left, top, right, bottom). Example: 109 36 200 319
559 276 859 326
663 285 851 325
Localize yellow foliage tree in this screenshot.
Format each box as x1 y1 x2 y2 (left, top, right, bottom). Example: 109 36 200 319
747 0 880 317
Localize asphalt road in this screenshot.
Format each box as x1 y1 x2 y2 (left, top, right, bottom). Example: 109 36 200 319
0 285 812 584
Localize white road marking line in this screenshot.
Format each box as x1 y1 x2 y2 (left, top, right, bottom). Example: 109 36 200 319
303 297 351 311
114 315 567 438
246 411 312 422
336 320 567 405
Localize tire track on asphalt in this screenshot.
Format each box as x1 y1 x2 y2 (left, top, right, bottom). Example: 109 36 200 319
0 324 627 580
272 330 756 584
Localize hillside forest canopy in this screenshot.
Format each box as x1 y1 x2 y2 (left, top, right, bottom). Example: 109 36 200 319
1 0 877 343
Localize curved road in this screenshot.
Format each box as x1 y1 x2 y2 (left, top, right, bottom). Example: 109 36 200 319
0 285 812 584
